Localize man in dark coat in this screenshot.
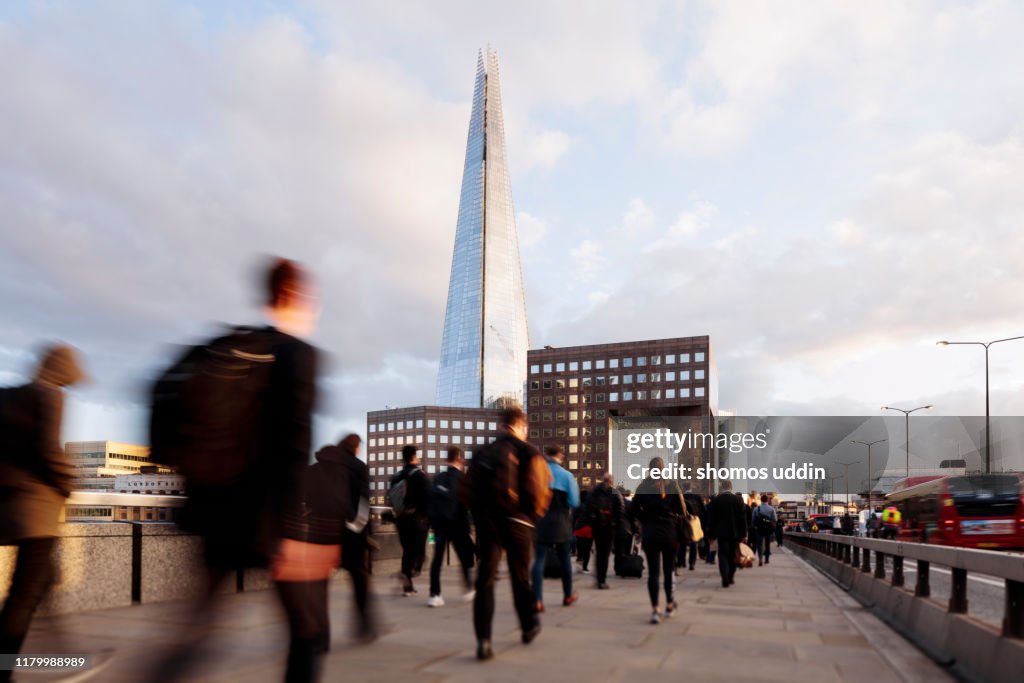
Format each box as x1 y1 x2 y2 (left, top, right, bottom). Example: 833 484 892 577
681 485 707 571
331 434 376 640
0 344 87 679
706 480 748 588
586 472 624 589
427 446 475 607
153 258 319 683
391 444 429 596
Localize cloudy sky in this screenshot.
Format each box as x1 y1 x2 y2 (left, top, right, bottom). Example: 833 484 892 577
2 0 1024 448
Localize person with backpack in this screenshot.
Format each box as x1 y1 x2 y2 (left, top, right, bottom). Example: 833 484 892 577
427 446 475 607
706 480 748 588
333 434 376 641
531 445 580 612
390 444 429 596
573 489 593 574
586 472 623 589
0 344 87 681
461 406 551 661
631 457 685 624
148 257 320 682
752 494 777 566
681 484 706 572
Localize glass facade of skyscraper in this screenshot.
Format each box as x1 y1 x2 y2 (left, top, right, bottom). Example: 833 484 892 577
435 49 529 408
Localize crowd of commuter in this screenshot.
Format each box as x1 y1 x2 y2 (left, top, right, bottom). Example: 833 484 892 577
0 257 787 682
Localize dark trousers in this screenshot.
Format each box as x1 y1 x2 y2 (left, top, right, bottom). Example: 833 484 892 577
396 516 428 589
642 538 677 608
717 538 738 585
532 542 573 603
776 530 784 547
341 531 373 637
0 536 56 679
429 521 474 598
757 531 772 559
473 520 536 642
575 537 592 570
593 528 614 584
276 579 329 683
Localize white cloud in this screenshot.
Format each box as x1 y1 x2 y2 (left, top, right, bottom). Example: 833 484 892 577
519 129 571 170
623 198 655 232
569 240 606 283
516 211 549 249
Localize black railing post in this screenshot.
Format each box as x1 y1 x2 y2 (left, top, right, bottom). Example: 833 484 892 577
131 522 142 604
1004 579 1024 638
861 545 871 573
949 568 968 614
915 560 930 597
892 556 903 587
853 545 861 566
874 550 886 579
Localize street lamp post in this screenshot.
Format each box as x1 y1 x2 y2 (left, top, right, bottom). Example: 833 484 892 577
851 439 886 515
937 336 1024 474
837 460 860 511
881 405 933 478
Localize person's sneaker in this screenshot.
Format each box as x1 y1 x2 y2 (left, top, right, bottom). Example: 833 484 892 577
665 600 677 617
765 556 770 565
462 589 476 603
597 582 610 590
562 592 578 606
581 567 590 575
688 564 695 571
427 595 445 607
402 587 417 597
535 601 545 613
477 640 494 661
522 624 542 644
758 558 763 567
650 609 662 624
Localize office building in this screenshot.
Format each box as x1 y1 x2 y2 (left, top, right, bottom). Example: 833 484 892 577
365 405 505 506
526 336 716 489
435 48 530 409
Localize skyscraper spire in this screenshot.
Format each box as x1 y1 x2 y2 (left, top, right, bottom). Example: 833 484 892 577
435 48 530 408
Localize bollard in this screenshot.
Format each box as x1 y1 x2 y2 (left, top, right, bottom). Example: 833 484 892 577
853 546 860 566
915 560 930 598
949 568 968 614
874 550 886 579
892 556 904 587
1004 579 1024 638
861 545 871 573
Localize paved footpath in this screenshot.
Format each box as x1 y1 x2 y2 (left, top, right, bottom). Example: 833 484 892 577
19 545 953 682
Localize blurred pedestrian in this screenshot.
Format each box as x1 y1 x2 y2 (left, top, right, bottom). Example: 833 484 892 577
149 257 320 682
631 457 685 624
586 472 623 590
0 344 87 681
462 407 551 661
681 483 706 571
573 490 593 574
390 445 428 596
752 494 777 566
706 480 747 588
532 446 580 612
427 446 475 607
334 434 376 641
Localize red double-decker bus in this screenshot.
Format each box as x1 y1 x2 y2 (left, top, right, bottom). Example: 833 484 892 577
886 473 1024 550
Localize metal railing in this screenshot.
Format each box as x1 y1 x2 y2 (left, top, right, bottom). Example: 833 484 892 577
788 531 1024 638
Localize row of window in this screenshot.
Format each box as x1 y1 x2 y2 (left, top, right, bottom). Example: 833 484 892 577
530 352 705 375
369 419 498 434
369 433 493 448
530 409 606 422
530 370 703 391
529 387 704 407
368 448 478 463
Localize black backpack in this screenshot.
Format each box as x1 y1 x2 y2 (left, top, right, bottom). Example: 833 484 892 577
588 486 616 527
149 327 276 487
755 507 775 536
0 385 36 469
428 468 460 522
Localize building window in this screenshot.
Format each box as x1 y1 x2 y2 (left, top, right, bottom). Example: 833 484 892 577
680 388 690 397
569 428 578 437
623 358 633 368
529 412 540 422
428 419 436 428
610 392 619 401
666 389 676 399
569 361 579 371
595 426 606 436
543 363 553 373
595 410 606 419
416 419 423 428
489 422 497 430
680 370 690 381
666 354 676 364
595 393 605 402
637 356 647 366
529 397 540 407
556 362 565 372
453 435 461 444
477 421 485 430
569 378 579 388
582 360 592 370
369 424 376 433
623 375 632 384
637 373 646 383
543 412 553 421
557 395 567 405
596 443 606 452
651 389 662 399
609 359 619 368
543 380 552 389
680 353 691 363
623 391 633 400
595 360 605 369
695 370 705 380
531 364 540 374
695 387 705 397
428 435 437 443
556 427 566 437
387 423 394 431
569 411 578 421
452 420 461 429
543 428 553 438
556 379 566 389
651 355 661 365
650 372 660 382
696 352 705 362
637 391 647 400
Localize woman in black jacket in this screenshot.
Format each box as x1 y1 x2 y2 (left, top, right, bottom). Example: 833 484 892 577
631 457 685 624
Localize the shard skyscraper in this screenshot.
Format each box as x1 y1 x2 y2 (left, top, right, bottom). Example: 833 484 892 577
435 49 530 408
